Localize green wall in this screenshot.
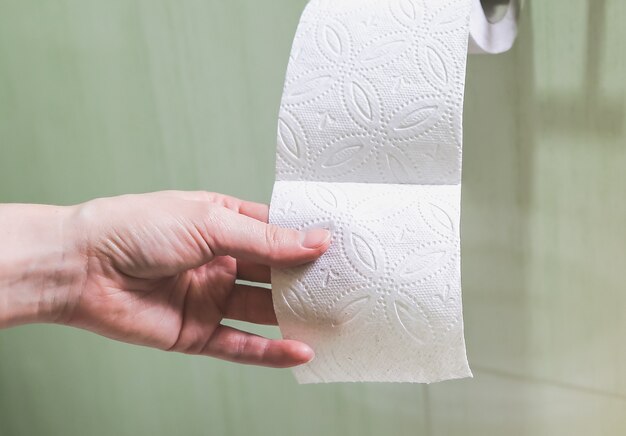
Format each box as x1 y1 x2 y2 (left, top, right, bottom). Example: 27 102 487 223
1 1 625 435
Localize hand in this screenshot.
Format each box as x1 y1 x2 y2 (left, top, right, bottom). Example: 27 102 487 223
0 192 330 368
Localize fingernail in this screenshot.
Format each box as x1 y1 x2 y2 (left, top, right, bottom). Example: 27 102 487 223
292 342 315 364
300 344 315 363
300 228 331 249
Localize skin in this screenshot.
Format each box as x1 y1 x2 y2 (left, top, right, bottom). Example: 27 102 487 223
0 191 330 368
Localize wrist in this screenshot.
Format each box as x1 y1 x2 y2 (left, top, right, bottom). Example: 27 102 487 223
0 204 85 328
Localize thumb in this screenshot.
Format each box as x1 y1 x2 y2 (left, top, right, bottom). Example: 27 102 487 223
205 206 331 267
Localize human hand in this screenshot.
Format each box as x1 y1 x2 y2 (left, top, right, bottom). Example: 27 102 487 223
0 192 330 368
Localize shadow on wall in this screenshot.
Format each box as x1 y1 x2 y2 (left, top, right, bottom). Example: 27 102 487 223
423 0 626 434
535 0 623 138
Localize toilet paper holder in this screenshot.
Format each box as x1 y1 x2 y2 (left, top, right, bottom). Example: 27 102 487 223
469 0 520 54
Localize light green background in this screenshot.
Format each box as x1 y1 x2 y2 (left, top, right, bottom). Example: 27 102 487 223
1 1 625 435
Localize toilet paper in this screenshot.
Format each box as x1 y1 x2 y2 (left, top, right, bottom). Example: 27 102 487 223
269 0 474 383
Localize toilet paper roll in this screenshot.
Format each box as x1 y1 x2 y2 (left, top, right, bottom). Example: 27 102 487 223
469 0 519 54
269 0 474 383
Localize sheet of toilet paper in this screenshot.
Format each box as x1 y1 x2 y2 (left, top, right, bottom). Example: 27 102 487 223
270 0 474 383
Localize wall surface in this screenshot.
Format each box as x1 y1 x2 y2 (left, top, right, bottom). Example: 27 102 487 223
0 1 625 435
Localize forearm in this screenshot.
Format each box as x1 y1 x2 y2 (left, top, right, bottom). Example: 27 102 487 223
0 204 83 328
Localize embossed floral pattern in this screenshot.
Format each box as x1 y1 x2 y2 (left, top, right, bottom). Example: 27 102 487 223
276 0 470 185
270 0 472 383
272 181 468 382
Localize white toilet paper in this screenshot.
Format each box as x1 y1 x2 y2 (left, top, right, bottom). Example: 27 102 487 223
270 0 474 383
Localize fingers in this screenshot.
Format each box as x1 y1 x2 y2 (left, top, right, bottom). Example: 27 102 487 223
237 260 271 283
207 207 330 268
225 284 276 325
158 190 329 271
202 325 314 368
164 191 269 222
237 201 268 223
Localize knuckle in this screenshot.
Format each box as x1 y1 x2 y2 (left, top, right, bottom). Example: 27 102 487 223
199 191 219 204
199 204 225 249
264 225 293 262
195 191 239 210
264 225 283 250
231 335 249 361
